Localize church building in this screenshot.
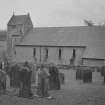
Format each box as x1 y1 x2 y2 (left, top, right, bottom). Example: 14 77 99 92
6 13 105 67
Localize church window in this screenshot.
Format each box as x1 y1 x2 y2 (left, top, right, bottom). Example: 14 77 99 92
33 48 36 57
59 48 62 60
11 38 14 48
72 49 76 58
20 29 22 34
14 49 16 55
45 48 48 61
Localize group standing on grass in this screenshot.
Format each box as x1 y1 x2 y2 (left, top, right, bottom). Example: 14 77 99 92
34 63 60 99
2 61 105 99
0 61 61 99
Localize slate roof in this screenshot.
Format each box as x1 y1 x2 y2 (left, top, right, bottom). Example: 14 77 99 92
83 47 105 59
0 31 7 41
17 26 105 59
8 14 29 25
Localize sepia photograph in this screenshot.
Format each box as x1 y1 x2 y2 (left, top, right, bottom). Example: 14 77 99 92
0 0 105 105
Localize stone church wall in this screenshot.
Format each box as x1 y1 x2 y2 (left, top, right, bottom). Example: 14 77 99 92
15 46 85 65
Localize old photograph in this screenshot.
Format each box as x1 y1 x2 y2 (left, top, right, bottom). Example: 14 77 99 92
0 0 105 105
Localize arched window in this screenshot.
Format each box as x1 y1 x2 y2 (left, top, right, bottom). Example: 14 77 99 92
45 48 48 61
59 48 62 60
14 49 16 55
73 49 76 58
33 48 36 57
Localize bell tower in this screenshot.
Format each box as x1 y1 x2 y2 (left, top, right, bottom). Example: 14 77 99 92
7 12 33 60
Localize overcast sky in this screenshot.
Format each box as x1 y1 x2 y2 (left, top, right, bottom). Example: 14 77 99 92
0 0 105 29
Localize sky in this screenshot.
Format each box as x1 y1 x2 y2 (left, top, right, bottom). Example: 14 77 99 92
0 0 105 29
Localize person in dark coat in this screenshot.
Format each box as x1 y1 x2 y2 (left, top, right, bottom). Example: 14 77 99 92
49 64 60 90
19 62 33 98
0 62 2 70
54 67 60 90
104 76 105 84
0 69 6 93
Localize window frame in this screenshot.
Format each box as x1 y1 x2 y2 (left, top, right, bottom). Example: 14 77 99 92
33 48 36 57
45 47 48 61
58 48 62 60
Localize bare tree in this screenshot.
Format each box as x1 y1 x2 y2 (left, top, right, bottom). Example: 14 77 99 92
84 20 94 26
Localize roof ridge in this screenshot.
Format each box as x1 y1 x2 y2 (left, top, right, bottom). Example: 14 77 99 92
33 25 105 29
8 14 29 25
14 14 28 17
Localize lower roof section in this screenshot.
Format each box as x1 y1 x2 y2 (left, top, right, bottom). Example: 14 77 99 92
82 57 105 60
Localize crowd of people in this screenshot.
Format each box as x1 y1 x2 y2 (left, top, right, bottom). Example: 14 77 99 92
0 61 61 99
1 60 105 99
34 63 61 99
